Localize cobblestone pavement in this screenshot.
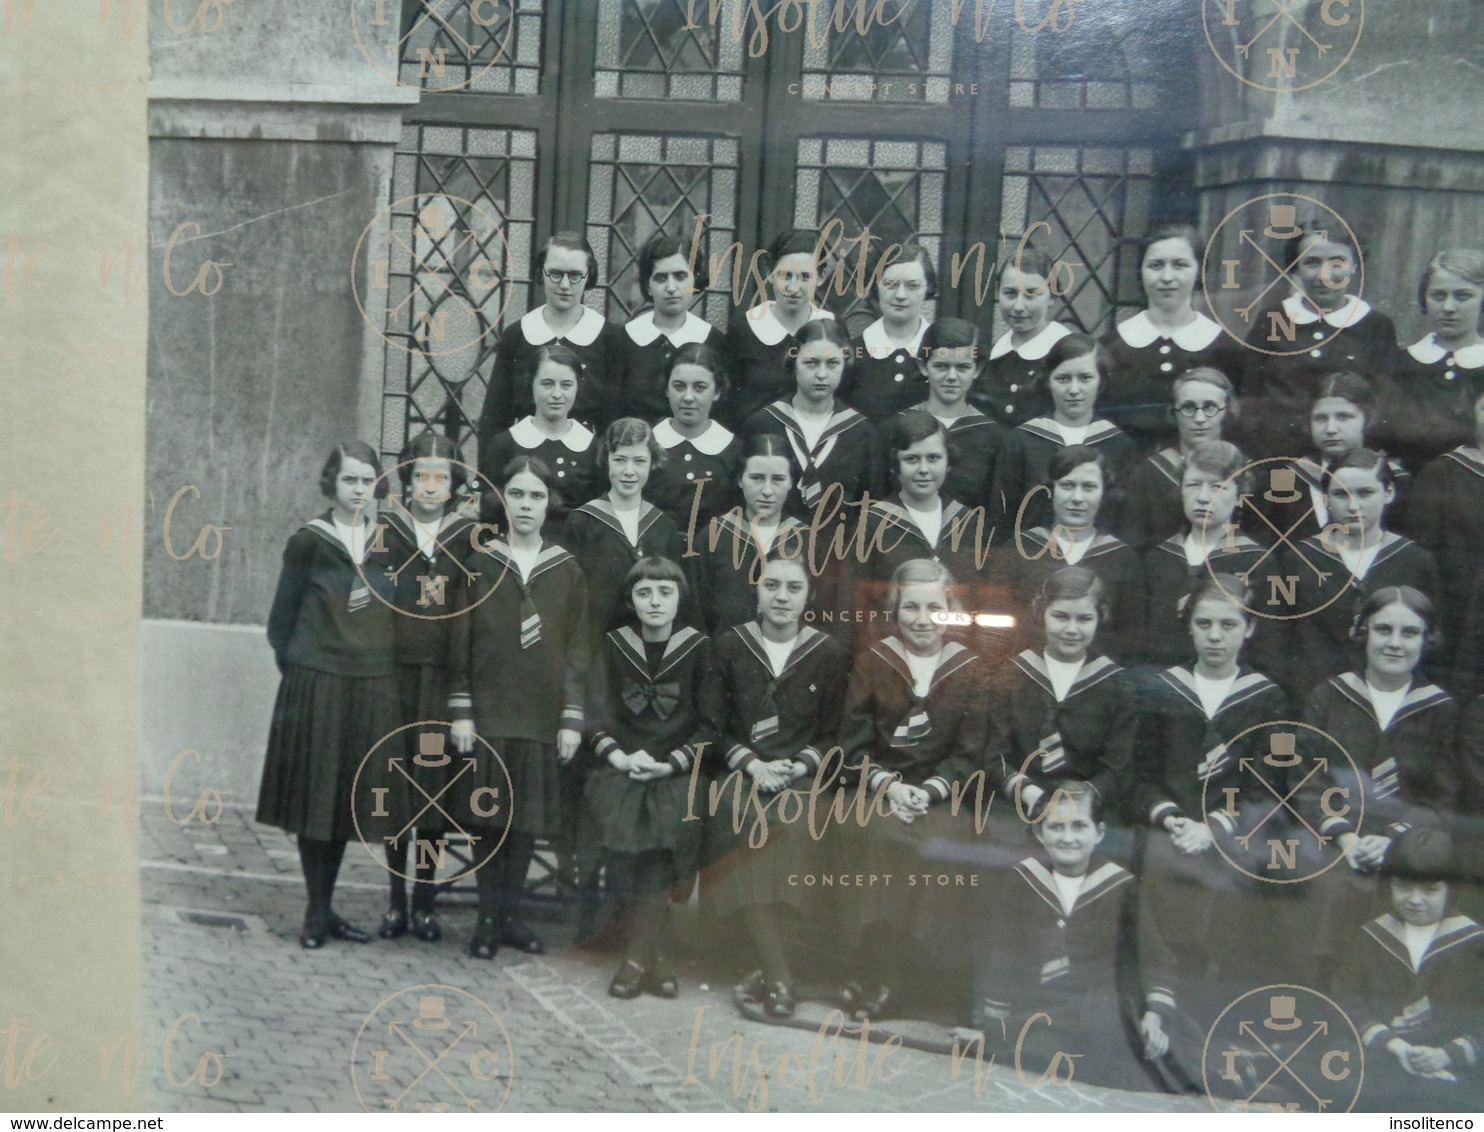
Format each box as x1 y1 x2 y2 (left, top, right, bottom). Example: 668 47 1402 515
140 801 1218 1114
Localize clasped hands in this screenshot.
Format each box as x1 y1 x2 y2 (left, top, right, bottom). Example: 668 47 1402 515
1164 815 1214 855
746 758 806 793
608 747 675 781
1386 1038 1454 1079
886 781 931 824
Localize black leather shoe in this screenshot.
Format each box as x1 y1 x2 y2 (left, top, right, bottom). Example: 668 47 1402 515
500 920 545 955
645 955 679 999
299 917 328 950
411 909 442 943
764 980 796 1019
608 959 647 999
467 916 499 960
379 907 408 939
328 915 371 944
853 984 892 1022
839 981 865 1012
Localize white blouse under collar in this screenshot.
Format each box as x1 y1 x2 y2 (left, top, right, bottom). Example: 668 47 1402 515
653 418 735 455
990 321 1071 361
860 316 928 359
624 309 714 348
1408 333 1484 368
520 304 606 347
741 301 834 346
509 416 595 451
1281 292 1373 328
1114 310 1223 351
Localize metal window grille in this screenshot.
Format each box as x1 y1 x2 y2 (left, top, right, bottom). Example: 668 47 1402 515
398 0 545 95
800 0 953 104
593 0 745 101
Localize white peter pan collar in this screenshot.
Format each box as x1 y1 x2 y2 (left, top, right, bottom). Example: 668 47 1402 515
1408 334 1484 368
653 418 735 455
1281 292 1372 328
860 316 928 359
1115 310 1223 351
509 416 594 451
743 300 834 346
520 304 606 347
990 321 1071 361
624 309 713 348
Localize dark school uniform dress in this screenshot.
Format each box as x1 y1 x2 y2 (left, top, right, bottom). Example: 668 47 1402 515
1275 532 1439 697
647 419 743 540
970 854 1180 1091
742 399 886 512
899 402 1004 512
1117 447 1188 550
994 529 1142 663
1408 447 1484 695
702 624 851 917
991 417 1135 532
1102 311 1244 456
973 322 1070 430
1375 336 1484 469
1334 913 1484 1112
446 540 590 836
721 302 835 428
1243 295 1399 458
1246 452 1415 549
1135 532 1268 669
585 626 718 882
834 638 992 940
258 516 400 843
841 316 928 420
380 510 480 833
478 306 622 443
480 417 597 529
690 511 810 636
614 310 723 424
558 497 693 651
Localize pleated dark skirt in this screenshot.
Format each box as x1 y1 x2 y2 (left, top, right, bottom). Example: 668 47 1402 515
438 736 564 839
256 665 399 842
702 783 831 917
585 765 703 882
392 661 454 836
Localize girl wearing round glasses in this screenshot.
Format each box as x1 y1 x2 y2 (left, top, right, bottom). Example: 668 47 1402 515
616 232 725 424
1119 368 1240 549
975 246 1072 429
723 229 836 427
840 243 936 419
479 232 622 447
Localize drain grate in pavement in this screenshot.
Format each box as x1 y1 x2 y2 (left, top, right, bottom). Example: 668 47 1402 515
178 910 251 932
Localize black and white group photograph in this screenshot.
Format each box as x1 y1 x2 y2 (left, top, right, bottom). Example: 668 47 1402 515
8 0 1484 1119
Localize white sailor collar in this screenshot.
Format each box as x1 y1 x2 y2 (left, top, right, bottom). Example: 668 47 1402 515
1115 310 1222 351
860 316 928 359
1407 334 1484 368
742 301 834 346
1281 292 1372 328
653 418 735 455
989 321 1071 361
520 304 606 347
624 309 714 348
509 416 595 452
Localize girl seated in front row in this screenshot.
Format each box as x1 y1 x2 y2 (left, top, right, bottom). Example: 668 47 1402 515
586 557 717 1001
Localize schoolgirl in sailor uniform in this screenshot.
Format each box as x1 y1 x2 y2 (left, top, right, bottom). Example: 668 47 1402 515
1301 587 1461 969
833 559 991 1022
615 232 725 423
704 550 850 1019
585 557 718 1000
690 433 810 636
559 418 691 653
1101 224 1245 456
1276 449 1439 697
970 781 1178 1091
974 246 1072 429
447 456 590 959
740 319 886 513
1375 249 1484 468
1117 368 1241 550
644 342 743 537
722 228 836 427
479 343 597 529
375 431 480 943
1243 219 1400 458
903 317 1004 512
992 333 1135 532
839 243 935 418
478 232 622 441
1132 576 1297 1003
1333 830 1484 1112
1136 442 1267 670
257 442 398 949
994 446 1141 663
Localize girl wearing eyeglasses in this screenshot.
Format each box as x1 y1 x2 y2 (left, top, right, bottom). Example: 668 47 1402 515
1118 368 1241 549
478 232 623 448
840 243 936 419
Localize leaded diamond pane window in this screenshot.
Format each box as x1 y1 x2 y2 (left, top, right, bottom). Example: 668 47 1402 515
1008 11 1187 110
398 0 544 95
594 0 745 101
794 137 946 335
801 0 952 103
998 146 1155 338
380 126 538 462
587 133 741 327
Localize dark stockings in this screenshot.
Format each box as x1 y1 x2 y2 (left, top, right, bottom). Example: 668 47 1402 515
383 838 440 912
297 837 347 923
622 851 674 965
745 905 792 985
472 831 537 927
